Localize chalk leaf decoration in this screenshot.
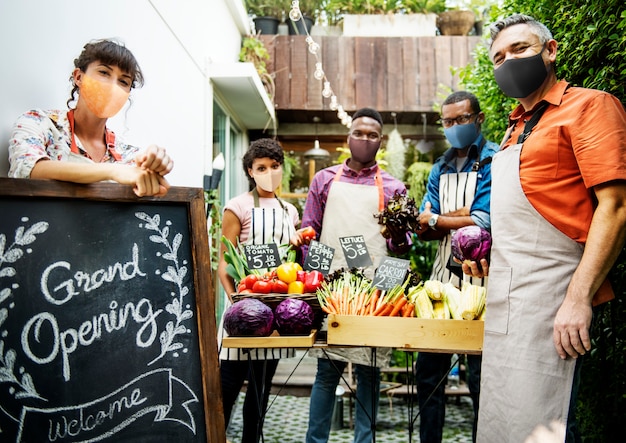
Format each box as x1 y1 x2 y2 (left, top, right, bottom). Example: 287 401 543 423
0 220 49 401
136 212 193 365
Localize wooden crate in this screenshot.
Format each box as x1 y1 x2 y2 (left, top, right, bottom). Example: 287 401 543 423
326 315 483 354
222 329 317 348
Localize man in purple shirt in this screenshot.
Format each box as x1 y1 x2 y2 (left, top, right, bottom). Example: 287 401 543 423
303 108 408 443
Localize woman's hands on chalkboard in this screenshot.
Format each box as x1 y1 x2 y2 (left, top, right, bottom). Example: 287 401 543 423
134 145 174 176
112 165 171 197
125 145 174 197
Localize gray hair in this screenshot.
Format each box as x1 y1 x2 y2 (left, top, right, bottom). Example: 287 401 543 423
489 14 553 48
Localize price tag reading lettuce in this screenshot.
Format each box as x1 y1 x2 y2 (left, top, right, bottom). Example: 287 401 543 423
339 235 372 269
372 257 410 290
244 243 280 269
303 240 334 275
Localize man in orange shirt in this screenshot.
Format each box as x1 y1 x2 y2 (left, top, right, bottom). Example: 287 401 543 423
462 14 626 443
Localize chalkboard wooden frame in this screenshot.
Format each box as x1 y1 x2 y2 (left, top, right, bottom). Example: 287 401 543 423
0 178 225 443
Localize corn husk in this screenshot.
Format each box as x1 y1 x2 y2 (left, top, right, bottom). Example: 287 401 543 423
424 280 444 300
442 282 464 320
408 287 434 319
432 299 450 319
460 282 486 320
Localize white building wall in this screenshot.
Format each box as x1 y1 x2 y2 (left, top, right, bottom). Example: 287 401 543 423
0 0 249 188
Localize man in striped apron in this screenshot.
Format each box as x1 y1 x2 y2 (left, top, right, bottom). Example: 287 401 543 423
414 91 498 443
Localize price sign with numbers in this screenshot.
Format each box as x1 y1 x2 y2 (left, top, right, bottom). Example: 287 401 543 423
339 235 372 269
244 243 280 269
303 240 335 275
372 256 410 290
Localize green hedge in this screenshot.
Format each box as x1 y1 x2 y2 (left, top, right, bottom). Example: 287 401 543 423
459 1 626 440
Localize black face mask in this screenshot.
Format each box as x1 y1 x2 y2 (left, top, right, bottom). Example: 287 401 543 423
494 45 549 98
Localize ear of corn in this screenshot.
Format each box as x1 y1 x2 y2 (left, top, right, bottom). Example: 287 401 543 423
460 282 486 320
424 280 444 300
432 299 450 319
409 287 435 319
442 282 464 320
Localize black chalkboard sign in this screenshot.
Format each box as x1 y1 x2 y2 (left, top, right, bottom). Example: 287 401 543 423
0 178 224 443
372 256 410 290
244 243 281 269
339 235 373 269
303 240 334 275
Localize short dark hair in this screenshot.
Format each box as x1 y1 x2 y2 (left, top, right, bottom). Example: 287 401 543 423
67 39 144 108
242 138 285 188
352 108 383 130
442 91 481 114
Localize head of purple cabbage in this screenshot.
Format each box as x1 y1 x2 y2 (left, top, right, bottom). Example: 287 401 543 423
451 226 492 264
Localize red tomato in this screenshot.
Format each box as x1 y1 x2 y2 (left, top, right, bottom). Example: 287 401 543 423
242 274 259 290
301 226 316 241
252 280 272 294
237 282 247 293
238 288 253 294
272 279 289 294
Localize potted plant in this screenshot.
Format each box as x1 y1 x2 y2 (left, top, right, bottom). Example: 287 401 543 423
332 0 444 37
287 0 322 35
239 34 275 100
246 0 290 35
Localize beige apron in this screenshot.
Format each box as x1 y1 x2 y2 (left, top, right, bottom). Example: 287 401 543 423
430 170 485 287
218 194 296 361
310 166 391 367
477 142 579 442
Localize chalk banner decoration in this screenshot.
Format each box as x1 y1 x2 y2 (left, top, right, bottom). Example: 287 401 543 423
303 240 334 275
244 243 281 270
372 257 410 290
0 178 224 443
339 235 372 269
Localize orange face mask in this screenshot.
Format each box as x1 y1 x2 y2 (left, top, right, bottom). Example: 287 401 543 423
79 73 130 118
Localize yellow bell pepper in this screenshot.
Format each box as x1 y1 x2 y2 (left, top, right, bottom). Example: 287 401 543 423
287 280 305 294
276 262 302 284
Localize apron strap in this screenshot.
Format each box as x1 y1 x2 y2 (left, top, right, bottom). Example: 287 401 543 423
334 164 385 211
252 187 286 210
517 102 549 143
67 109 122 161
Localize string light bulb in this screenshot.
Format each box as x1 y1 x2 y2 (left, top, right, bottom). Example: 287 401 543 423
329 95 338 110
289 1 302 21
313 62 324 81
322 81 332 98
306 36 320 55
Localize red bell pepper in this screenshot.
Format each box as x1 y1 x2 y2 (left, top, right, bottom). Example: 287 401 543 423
304 270 324 293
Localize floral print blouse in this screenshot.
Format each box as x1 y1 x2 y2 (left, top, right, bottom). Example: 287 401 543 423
8 109 140 178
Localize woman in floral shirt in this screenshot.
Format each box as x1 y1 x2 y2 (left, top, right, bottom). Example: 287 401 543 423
8 39 173 197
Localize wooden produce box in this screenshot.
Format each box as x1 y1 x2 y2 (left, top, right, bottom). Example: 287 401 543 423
326 315 483 354
222 329 317 348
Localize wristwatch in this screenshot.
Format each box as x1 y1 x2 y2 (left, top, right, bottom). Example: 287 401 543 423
428 214 439 230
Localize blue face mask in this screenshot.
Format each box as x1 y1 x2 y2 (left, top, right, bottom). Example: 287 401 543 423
443 123 479 149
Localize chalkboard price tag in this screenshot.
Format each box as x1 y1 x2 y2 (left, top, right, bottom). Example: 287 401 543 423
372 257 410 290
244 243 281 269
303 240 335 275
339 235 372 269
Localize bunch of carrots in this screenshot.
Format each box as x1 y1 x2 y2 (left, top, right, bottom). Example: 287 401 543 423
316 270 418 317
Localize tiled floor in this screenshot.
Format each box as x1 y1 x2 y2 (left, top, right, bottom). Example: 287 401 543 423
226 388 474 442
225 351 475 442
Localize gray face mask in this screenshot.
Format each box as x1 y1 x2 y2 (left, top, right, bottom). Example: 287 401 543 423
494 44 549 98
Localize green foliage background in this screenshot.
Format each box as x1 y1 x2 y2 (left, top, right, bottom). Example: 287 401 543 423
458 1 626 440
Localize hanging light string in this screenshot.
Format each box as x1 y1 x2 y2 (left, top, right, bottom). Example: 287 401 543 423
289 1 352 128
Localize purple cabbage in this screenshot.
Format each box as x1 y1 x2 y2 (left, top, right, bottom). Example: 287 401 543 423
451 226 492 264
223 298 274 337
273 299 314 336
